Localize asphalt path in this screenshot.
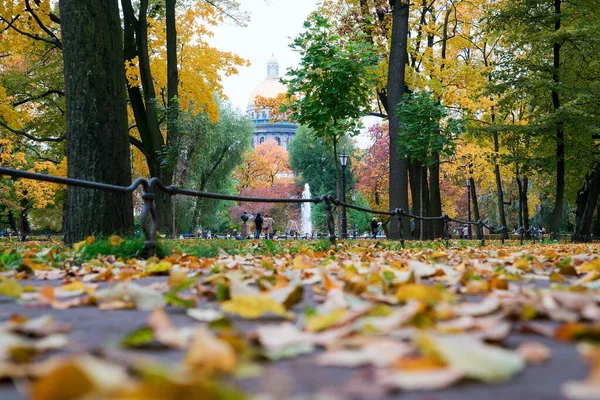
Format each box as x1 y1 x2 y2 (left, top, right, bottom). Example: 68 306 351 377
0 277 590 400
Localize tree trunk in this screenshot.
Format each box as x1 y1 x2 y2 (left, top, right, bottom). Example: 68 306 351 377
387 0 411 239
516 177 524 228
333 138 341 233
429 153 443 238
550 0 564 236
469 177 481 239
122 0 172 234
60 0 133 244
594 202 600 237
409 161 421 239
522 176 530 235
492 129 508 239
576 164 600 238
420 165 430 239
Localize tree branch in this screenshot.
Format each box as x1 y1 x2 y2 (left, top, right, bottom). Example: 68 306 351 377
0 120 65 142
24 0 62 49
129 135 153 160
12 89 64 107
0 15 60 48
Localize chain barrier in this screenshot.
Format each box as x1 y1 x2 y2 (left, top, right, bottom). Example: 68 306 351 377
1 167 511 256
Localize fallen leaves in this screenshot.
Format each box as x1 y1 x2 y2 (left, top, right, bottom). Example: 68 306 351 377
2 239 600 398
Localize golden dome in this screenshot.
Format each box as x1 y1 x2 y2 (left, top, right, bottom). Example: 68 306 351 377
248 77 287 106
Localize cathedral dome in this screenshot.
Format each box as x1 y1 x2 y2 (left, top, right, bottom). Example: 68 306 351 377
247 55 287 106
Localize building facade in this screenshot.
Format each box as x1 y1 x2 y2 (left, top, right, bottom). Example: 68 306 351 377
246 56 298 150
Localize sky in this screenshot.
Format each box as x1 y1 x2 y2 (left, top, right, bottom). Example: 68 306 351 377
210 0 320 113
210 0 375 148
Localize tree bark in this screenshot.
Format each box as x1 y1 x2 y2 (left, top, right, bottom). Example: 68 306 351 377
59 0 133 244
469 177 481 239
409 160 421 239
594 202 600 237
549 0 565 236
492 128 508 239
387 0 411 239
576 164 600 238
429 153 443 238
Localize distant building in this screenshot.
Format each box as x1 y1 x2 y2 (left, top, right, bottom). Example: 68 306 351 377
246 55 298 150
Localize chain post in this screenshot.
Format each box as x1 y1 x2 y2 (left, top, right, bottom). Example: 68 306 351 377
396 208 405 248
141 187 158 257
443 214 450 247
324 195 336 247
477 220 484 246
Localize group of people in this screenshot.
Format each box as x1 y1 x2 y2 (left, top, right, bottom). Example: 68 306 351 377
240 211 302 240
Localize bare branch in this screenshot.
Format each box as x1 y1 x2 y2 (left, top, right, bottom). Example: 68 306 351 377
12 89 64 107
0 120 65 142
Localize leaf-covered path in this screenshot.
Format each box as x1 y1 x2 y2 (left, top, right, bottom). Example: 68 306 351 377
0 239 598 399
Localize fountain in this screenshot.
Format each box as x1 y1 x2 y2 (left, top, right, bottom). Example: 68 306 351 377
301 183 312 236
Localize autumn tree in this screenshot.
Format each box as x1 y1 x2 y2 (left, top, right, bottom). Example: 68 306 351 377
284 13 378 207
122 0 248 233
355 124 389 210
58 0 134 243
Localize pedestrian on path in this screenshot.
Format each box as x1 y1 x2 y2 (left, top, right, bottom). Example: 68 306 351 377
254 213 263 239
370 217 378 239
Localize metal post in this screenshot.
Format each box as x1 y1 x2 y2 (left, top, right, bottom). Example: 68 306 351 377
396 209 405 248
341 165 348 239
284 209 288 239
324 195 336 246
443 215 449 247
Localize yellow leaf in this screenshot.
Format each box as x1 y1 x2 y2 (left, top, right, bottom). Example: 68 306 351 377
305 309 347 332
73 240 86 252
221 296 292 319
0 277 22 298
109 235 125 246
58 280 85 292
184 328 237 373
514 258 530 271
86 236 95 245
396 283 444 304
293 255 314 270
146 260 172 275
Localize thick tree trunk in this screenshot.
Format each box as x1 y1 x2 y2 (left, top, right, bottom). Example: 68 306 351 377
550 0 564 236
409 161 420 239
429 153 443 238
420 165 430 239
576 164 600 238
60 0 133 244
387 0 411 239
594 202 600 237
516 177 524 228
469 177 481 239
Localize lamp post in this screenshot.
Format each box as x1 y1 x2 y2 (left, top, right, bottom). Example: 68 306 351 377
339 152 349 239
284 209 288 239
466 179 472 239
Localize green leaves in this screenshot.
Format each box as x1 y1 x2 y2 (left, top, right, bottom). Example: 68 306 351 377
396 91 462 165
284 13 379 145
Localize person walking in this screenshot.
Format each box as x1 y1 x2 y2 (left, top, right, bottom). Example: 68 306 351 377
254 213 263 239
263 212 274 239
370 217 378 239
19 212 30 242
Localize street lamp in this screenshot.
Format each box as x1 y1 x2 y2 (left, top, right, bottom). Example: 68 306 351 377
339 152 350 239
466 179 472 239
351 189 357 203
284 209 288 238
